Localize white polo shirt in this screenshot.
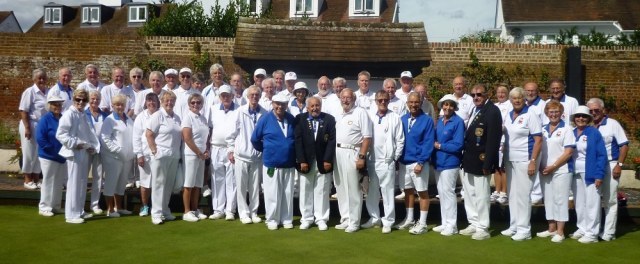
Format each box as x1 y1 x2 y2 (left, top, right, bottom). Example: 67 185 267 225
258 96 273 112
288 99 307 117
595 116 629 161
100 83 135 113
173 86 199 120
49 83 73 112
181 110 210 156
548 94 579 125
527 96 548 125
355 89 375 111
77 79 105 93
134 89 165 117
495 100 513 124
209 103 238 147
335 106 373 145
395 88 412 102
504 105 542 162
19 84 48 123
314 92 341 117
574 133 588 173
146 107 182 159
369 96 407 117
541 121 575 173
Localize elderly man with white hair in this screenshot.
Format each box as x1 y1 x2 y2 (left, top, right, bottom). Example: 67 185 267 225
259 77 276 112
314 76 340 117
100 67 135 115
77 64 105 93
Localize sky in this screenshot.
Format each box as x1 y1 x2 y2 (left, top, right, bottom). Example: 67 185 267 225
3 0 497 42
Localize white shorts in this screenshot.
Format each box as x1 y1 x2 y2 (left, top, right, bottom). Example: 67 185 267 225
183 155 205 188
400 162 429 192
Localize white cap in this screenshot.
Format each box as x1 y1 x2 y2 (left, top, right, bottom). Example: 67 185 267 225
570 105 593 121
164 68 178 76
272 94 289 103
285 72 297 81
254 68 267 77
400 71 413 79
437 94 458 110
218 84 232 94
47 94 65 103
293 82 308 93
179 67 192 75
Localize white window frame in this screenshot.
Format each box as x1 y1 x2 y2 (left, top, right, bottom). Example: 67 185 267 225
295 0 313 15
290 0 319 18
44 7 62 24
349 0 380 17
128 5 148 23
82 7 100 23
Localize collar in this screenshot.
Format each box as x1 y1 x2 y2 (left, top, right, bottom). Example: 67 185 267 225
32 84 47 94
544 119 566 134
248 104 261 114
291 99 305 108
509 104 530 117
527 96 543 106
58 82 71 91
555 94 567 102
112 112 128 122
220 102 235 112
595 115 609 127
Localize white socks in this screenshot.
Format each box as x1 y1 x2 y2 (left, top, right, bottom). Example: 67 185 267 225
419 211 428 225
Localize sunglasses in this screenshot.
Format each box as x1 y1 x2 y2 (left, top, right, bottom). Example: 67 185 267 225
589 109 602 114
376 99 389 103
574 114 590 119
74 98 87 103
181 75 191 79
131 75 142 79
190 101 203 105
470 93 484 98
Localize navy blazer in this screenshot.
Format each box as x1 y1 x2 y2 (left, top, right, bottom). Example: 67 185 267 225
294 112 336 174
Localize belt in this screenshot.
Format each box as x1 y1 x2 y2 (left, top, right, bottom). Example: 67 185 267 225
337 143 361 150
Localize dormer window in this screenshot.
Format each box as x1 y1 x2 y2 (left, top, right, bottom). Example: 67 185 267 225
82 7 100 23
296 0 313 14
290 0 319 18
44 7 61 24
129 5 147 23
349 0 380 17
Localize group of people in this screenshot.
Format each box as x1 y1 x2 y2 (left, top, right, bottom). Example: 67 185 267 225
18 65 628 243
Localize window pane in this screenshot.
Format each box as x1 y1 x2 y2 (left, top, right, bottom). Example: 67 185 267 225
82 8 88 22
250 0 257 12
91 8 99 22
355 0 362 11
138 7 146 20
365 0 373 10
296 0 302 12
53 9 60 22
305 0 312 12
129 7 136 21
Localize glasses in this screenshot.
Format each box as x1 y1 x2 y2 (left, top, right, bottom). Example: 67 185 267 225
180 75 191 79
74 98 87 103
248 93 260 97
190 101 203 105
50 102 62 107
131 75 142 79
470 93 484 98
574 114 590 119
376 99 389 103
589 109 602 114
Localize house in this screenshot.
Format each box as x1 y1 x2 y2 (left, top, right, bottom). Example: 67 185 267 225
27 0 165 36
0 11 23 33
494 0 640 44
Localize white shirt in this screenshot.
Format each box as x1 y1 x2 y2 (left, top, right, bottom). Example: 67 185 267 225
504 106 542 162
134 89 165 117
314 92 341 117
228 104 266 161
395 88 412 102
133 109 153 158
369 110 404 163
528 96 548 125
173 86 199 120
209 103 238 147
18 84 48 123
355 89 375 111
278 89 293 102
100 113 135 160
541 122 576 173
181 110 210 156
259 96 273 112
100 83 135 113
495 100 513 124
288 99 307 117
440 93 474 126
596 116 629 161
49 83 74 112
548 94 579 125
574 133 588 173
146 108 182 159
77 79 105 93
202 82 228 116
335 106 373 145
369 97 407 117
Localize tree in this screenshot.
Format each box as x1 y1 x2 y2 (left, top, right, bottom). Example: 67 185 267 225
617 29 640 46
458 30 502 43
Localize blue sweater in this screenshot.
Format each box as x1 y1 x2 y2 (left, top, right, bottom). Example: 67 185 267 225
251 111 296 168
400 110 435 165
573 126 607 185
433 114 464 171
36 112 65 163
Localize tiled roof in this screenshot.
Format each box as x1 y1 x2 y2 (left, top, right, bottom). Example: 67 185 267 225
503 0 640 30
233 17 429 77
269 0 397 22
0 11 11 23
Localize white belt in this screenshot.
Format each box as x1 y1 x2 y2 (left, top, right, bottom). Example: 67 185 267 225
337 143 361 150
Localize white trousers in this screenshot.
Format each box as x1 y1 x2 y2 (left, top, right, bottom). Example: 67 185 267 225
38 158 66 212
89 154 103 208
299 161 331 224
150 156 179 218
211 146 236 214
461 171 490 231
263 166 294 225
19 121 41 174
183 155 205 188
102 155 131 196
235 158 262 218
436 168 459 230
334 148 362 228
530 171 543 201
541 172 571 222
137 156 152 188
506 161 533 235
365 160 395 227
602 161 618 237
65 151 91 220
572 172 602 238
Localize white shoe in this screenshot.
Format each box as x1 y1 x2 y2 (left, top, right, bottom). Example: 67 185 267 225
39 210 54 217
66 218 84 224
578 235 598 244
382 226 392 234
251 215 262 223
551 234 565 243
135 181 141 188
409 223 428 235
283 223 294 229
536 230 557 238
501 228 516 237
202 185 212 197
570 230 585 240
432 225 444 233
600 233 616 241
335 222 349 230
531 198 543 205
317 221 328 231
459 225 477 236
267 223 278 230
511 233 532 241
92 207 103 215
195 210 207 220
152 217 163 225
395 191 405 200
183 211 199 222
240 217 252 224
497 195 508 205
125 183 134 189
360 219 381 229
490 191 499 202
209 212 225 220
163 214 176 221
299 222 311 230
345 226 359 233
225 213 235 221
394 218 414 230
441 227 458 236
81 212 93 219
23 182 37 190
36 182 42 189
472 230 490 240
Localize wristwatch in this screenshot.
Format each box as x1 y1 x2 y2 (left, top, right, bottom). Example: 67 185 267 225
617 162 624 167
358 154 366 159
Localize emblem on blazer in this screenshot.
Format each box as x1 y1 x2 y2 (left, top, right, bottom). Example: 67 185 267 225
324 134 329 142
475 128 484 137
479 153 486 161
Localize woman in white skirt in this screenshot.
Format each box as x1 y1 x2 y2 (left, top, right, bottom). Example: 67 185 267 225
100 94 135 217
19 69 49 189
133 93 160 217
86 90 109 215
36 95 66 216
537 100 575 242
181 93 211 222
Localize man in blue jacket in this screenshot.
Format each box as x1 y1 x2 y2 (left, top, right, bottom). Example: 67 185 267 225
396 92 435 235
251 94 296 230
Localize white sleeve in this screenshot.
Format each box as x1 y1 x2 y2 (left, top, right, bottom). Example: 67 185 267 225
100 117 121 154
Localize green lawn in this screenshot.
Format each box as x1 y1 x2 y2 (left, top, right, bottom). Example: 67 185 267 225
1 205 639 264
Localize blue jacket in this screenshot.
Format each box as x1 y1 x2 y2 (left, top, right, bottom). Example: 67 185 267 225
36 112 65 163
400 110 435 165
433 114 464 171
251 111 296 168
574 126 607 185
